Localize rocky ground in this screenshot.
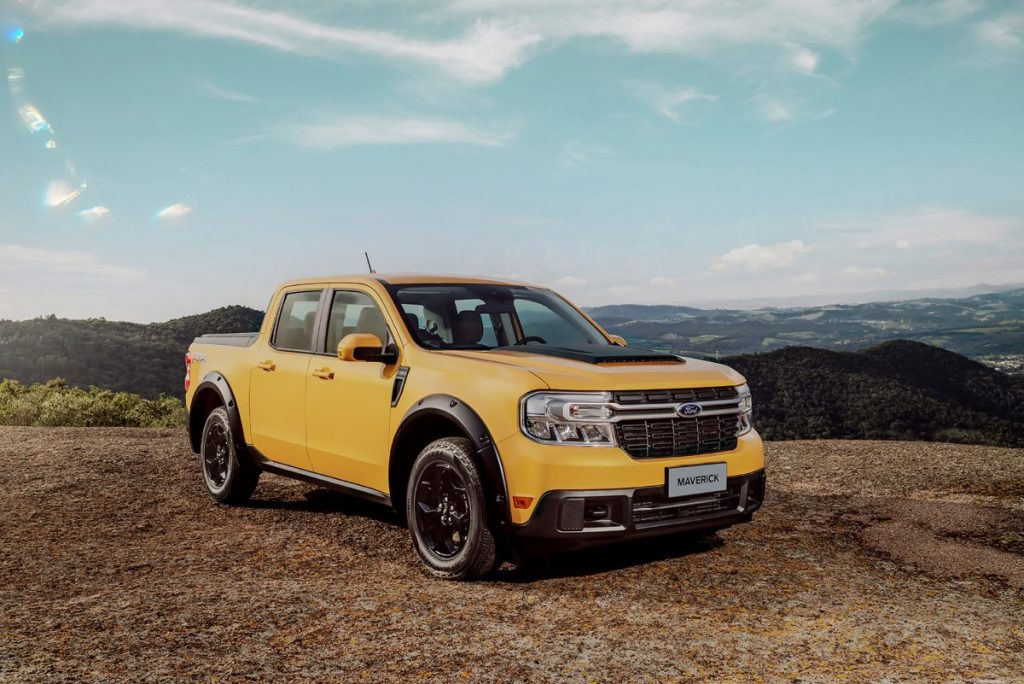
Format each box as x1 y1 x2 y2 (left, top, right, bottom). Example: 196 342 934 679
1 427 1022 682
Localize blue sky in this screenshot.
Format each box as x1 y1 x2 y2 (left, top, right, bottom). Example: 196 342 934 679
1 0 1022 321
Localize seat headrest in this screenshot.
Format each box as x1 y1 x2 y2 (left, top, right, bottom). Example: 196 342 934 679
453 310 484 346
357 306 387 340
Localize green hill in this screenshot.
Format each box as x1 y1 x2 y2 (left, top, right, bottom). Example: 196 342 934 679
1 305 1023 447
725 340 1024 447
0 306 263 399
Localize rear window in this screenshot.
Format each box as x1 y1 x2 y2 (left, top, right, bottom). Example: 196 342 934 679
272 290 321 351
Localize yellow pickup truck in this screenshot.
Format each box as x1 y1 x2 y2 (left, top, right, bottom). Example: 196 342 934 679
185 275 765 579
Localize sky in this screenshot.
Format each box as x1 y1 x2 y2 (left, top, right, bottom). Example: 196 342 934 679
0 0 1022 321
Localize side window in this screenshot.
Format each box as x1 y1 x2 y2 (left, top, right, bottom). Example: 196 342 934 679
325 291 390 353
273 291 322 351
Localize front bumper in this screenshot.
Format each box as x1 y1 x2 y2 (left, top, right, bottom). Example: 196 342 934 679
505 469 766 556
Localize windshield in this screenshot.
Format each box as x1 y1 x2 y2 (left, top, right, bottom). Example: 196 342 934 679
389 284 611 351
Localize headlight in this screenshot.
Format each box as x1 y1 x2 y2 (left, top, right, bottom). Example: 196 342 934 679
735 383 753 436
521 392 617 446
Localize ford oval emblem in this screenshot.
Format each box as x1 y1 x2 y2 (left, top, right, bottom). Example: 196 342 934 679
677 402 702 417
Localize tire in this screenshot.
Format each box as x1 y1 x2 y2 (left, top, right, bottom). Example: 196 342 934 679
200 407 259 504
406 437 499 580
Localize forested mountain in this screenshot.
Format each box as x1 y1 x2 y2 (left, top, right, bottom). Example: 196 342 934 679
2 299 1024 447
0 306 263 398
728 341 1024 447
589 287 1024 366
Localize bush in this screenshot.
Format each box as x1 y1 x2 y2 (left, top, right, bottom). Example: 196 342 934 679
0 378 184 428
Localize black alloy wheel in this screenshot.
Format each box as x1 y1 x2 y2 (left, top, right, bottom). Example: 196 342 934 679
406 437 499 580
199 407 260 504
414 462 471 558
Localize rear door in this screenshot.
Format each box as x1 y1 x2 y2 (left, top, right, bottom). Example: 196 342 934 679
249 287 324 470
305 286 400 493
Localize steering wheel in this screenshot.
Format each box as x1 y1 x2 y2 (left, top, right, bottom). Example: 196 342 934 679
513 335 547 345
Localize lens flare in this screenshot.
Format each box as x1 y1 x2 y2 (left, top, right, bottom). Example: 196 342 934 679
7 67 24 94
78 205 110 223
18 104 51 134
7 27 24 44
45 180 86 208
155 202 192 220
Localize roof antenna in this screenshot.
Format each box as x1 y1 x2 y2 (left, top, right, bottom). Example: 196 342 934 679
364 251 376 274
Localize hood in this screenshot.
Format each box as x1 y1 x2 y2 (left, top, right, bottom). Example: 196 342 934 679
437 345 745 391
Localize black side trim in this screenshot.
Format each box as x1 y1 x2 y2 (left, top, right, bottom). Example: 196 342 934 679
187 372 245 454
393 394 510 524
391 366 410 406
250 447 391 506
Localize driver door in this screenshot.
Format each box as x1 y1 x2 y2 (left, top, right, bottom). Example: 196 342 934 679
305 287 400 493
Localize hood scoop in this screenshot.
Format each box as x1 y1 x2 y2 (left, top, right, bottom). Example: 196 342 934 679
500 344 684 365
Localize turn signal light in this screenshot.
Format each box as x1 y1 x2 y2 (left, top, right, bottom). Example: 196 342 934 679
512 496 533 509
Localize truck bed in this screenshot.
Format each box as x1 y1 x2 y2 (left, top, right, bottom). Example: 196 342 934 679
194 332 259 347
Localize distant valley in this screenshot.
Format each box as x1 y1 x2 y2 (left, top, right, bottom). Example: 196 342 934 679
588 287 1024 375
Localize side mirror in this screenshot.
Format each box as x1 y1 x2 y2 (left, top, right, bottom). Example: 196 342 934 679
608 334 628 347
338 333 399 364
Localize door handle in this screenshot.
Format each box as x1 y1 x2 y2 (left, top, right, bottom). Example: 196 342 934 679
312 367 335 380
256 360 276 372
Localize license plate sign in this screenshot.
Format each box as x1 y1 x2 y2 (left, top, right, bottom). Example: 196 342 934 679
666 463 727 498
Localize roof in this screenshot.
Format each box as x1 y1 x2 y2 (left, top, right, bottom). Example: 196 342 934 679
276 273 532 288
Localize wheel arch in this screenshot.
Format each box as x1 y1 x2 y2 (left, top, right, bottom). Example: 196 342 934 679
389 394 510 525
188 372 245 454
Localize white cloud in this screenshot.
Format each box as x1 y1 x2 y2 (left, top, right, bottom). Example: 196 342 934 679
750 90 835 123
788 272 818 284
36 1 541 84
34 0 977 87
840 265 888 279
831 208 1018 248
286 116 510 149
552 275 587 287
0 244 145 281
712 240 811 273
649 276 675 287
78 205 111 223
201 80 262 103
973 12 1024 62
625 81 716 122
560 139 613 164
156 202 193 220
756 97 794 122
893 0 983 26
788 44 820 74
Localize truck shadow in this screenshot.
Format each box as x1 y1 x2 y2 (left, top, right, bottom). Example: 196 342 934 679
495 532 725 583
242 485 726 581
242 487 405 528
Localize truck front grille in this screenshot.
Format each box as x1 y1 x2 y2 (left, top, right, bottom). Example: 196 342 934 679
612 386 742 459
615 415 739 459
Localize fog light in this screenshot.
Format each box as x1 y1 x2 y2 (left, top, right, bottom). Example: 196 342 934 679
585 503 610 521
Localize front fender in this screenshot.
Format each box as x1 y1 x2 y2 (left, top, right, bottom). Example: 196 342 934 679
393 394 511 524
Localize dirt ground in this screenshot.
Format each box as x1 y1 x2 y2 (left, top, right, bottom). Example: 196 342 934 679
1 427 1022 682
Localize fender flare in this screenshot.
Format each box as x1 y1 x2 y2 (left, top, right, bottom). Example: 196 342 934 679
187 371 245 455
392 394 511 524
